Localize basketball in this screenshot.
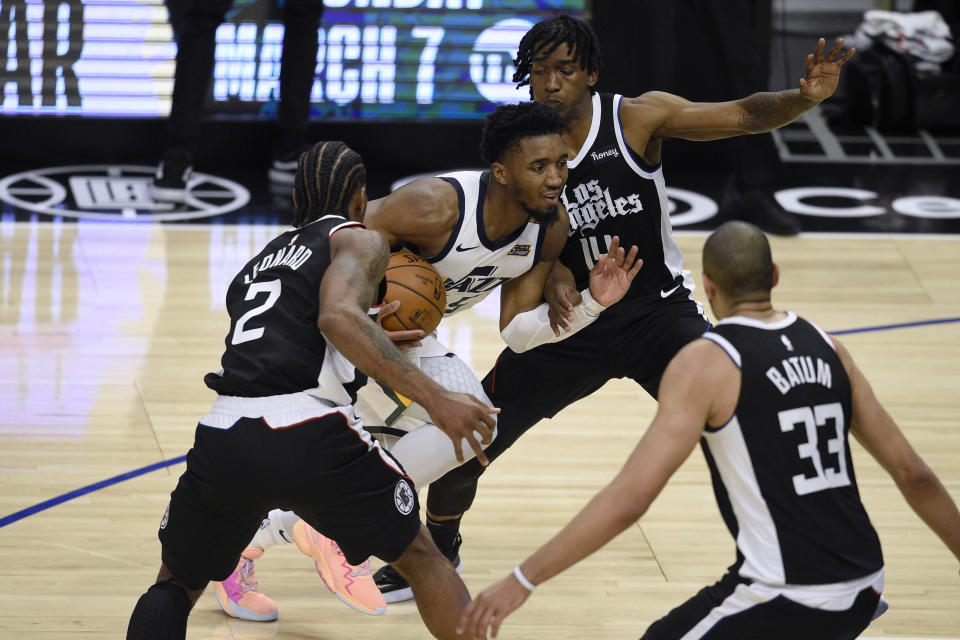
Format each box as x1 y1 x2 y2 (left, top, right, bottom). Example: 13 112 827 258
381 252 447 334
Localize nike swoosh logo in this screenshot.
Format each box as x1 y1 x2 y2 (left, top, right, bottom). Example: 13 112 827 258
660 284 681 298
455 244 478 252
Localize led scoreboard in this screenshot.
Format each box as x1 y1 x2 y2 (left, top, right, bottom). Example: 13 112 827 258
0 0 585 119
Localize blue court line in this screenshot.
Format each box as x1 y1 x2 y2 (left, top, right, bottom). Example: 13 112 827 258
3 316 960 529
832 316 960 336
0 455 186 529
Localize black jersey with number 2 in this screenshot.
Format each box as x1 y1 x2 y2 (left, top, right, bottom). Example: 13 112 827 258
702 313 883 586
204 215 376 403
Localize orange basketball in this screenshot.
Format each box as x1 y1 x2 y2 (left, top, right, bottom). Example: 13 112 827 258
381 252 447 334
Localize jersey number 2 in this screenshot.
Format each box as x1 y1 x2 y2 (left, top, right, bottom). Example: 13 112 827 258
778 402 851 496
231 280 281 345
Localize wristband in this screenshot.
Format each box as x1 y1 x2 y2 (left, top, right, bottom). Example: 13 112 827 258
579 289 607 317
513 565 536 592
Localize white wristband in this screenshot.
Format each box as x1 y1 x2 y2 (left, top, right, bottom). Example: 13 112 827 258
513 565 536 592
579 288 606 317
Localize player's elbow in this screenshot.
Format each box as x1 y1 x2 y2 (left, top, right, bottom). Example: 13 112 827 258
894 458 938 495
316 304 355 336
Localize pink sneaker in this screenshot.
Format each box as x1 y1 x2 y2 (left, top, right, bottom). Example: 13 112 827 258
214 547 279 621
292 520 387 616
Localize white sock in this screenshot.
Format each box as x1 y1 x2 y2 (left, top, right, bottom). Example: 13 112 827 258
249 509 299 550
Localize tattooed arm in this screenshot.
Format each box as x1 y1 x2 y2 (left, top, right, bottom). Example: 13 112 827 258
620 38 855 149
317 226 497 462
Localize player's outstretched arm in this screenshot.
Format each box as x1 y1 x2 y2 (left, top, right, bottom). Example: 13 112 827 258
836 338 960 568
318 227 497 463
456 340 722 639
628 38 855 143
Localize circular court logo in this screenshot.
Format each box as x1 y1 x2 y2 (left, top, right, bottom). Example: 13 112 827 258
0 164 250 221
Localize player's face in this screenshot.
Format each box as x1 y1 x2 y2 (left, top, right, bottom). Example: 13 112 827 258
529 42 597 119
502 134 568 224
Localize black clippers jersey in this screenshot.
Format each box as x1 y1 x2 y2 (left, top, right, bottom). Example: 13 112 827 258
559 92 693 301
205 215 375 402
702 313 883 585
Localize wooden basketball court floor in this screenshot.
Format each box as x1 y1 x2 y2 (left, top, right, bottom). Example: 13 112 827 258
1 219 958 639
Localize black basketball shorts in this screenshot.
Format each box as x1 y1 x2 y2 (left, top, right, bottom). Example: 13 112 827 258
641 571 882 640
158 410 421 590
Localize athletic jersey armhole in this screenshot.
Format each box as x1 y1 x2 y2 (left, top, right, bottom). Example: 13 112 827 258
702 332 742 369
427 177 466 263
613 94 662 174
807 319 837 351
532 220 549 265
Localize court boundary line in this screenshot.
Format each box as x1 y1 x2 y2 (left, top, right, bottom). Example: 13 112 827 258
0 455 186 529
2 315 959 527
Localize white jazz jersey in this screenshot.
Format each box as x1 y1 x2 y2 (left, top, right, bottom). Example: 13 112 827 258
428 170 548 315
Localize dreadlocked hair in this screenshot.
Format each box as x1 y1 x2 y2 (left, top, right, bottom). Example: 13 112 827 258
292 141 366 227
479 101 563 165
513 14 602 98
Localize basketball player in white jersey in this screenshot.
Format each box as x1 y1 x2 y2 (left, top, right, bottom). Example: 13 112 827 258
419 15 861 606
215 102 643 619
458 221 960 640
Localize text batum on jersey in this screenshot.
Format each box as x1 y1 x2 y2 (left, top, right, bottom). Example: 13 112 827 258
561 179 643 233
243 243 313 284
766 356 833 396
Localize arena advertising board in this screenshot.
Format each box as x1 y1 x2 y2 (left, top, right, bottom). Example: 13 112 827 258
0 0 584 119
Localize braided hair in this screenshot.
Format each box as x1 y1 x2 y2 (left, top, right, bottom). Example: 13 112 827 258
512 14 602 97
292 141 366 228
479 101 564 165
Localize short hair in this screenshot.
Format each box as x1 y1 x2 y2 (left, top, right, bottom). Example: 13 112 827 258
702 221 775 300
513 14 602 98
479 101 564 165
292 141 366 227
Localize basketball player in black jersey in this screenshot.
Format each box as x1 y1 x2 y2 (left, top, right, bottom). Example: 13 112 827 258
125 142 499 640
407 15 860 602
457 221 960 640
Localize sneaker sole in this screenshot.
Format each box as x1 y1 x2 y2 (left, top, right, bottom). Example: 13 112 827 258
381 558 463 604
268 168 296 186
151 185 187 203
214 585 279 622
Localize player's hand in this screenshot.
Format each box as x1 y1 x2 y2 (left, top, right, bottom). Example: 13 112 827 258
456 571 531 639
799 37 855 103
544 265 580 334
587 236 642 307
424 390 499 465
377 300 425 350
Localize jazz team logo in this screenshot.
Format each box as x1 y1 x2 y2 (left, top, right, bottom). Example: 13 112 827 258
0 165 250 221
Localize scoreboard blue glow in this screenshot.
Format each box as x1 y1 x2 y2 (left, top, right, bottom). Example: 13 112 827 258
0 0 585 119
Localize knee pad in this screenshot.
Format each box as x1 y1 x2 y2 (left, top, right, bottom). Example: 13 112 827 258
126 581 192 639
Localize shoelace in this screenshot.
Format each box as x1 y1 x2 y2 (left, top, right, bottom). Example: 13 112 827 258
237 557 261 594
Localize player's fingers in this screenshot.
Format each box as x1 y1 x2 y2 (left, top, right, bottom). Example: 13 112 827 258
838 46 856 64
377 300 401 325
804 53 815 76
491 613 503 639
607 235 620 256
467 433 489 466
827 37 844 62
628 257 644 280
451 436 465 463
814 37 825 63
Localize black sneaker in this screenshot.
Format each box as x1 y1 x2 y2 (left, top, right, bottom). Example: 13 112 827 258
152 149 193 202
718 180 801 237
374 535 462 603
268 145 309 186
